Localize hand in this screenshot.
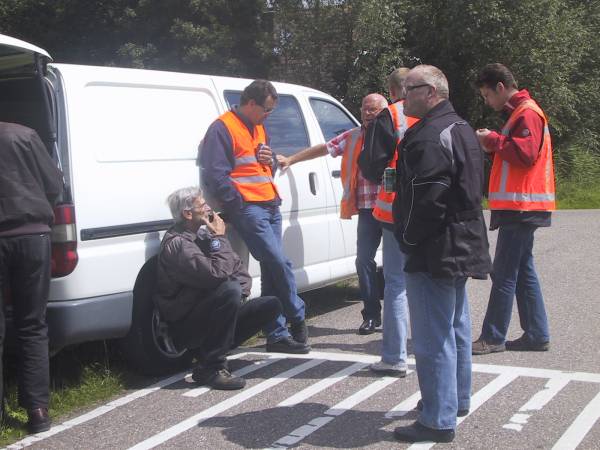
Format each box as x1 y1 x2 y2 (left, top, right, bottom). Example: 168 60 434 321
204 211 226 236
256 144 274 166
475 128 493 153
276 154 291 171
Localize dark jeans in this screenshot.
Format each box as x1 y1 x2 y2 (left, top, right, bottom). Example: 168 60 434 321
481 223 550 344
172 280 281 369
356 209 383 321
0 233 51 410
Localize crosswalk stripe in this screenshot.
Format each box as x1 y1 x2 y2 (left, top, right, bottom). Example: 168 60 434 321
552 389 600 450
386 391 422 418
128 358 326 450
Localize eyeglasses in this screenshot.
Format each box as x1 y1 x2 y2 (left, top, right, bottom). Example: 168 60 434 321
406 83 431 92
259 104 275 114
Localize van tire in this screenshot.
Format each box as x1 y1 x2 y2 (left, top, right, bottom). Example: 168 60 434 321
120 256 193 376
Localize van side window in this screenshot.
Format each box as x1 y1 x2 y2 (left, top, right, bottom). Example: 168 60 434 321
224 92 309 156
309 98 357 141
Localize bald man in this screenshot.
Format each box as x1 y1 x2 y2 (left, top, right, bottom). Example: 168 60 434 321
278 93 388 335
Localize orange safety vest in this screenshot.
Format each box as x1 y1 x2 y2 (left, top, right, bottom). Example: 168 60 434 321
339 126 364 219
372 101 419 223
219 111 279 202
488 99 555 211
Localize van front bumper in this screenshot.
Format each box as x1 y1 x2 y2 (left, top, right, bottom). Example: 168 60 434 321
47 292 133 351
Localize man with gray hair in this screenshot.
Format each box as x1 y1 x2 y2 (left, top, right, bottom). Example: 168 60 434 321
392 65 491 442
154 187 281 390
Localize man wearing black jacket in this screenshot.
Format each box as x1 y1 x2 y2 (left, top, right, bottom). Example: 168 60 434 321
392 66 492 443
0 122 63 434
155 187 281 390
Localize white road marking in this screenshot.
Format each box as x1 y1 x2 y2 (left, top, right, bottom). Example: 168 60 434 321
183 356 280 398
503 377 570 431
552 390 600 450
277 362 367 407
386 391 422 418
270 376 397 448
128 358 325 450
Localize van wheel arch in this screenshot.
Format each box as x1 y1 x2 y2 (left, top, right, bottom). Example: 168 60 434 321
119 255 193 375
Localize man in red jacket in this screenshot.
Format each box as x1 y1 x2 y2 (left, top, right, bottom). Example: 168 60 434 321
472 63 554 355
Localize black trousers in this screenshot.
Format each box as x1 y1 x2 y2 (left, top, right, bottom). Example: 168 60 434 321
173 280 281 369
0 233 51 410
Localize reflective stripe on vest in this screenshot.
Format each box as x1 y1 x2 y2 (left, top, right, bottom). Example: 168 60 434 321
339 127 363 219
373 101 419 223
488 99 556 211
219 111 279 202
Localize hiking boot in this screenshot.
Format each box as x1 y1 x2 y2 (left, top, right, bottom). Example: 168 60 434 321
26 408 51 434
416 399 469 417
266 336 311 354
370 360 407 377
192 367 246 390
472 337 505 355
394 421 455 443
289 320 308 344
506 334 549 352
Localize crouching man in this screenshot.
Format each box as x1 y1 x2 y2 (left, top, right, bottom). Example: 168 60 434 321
155 187 282 390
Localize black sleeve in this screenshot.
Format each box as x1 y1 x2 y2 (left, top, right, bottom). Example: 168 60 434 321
359 109 396 182
397 139 452 253
28 129 63 205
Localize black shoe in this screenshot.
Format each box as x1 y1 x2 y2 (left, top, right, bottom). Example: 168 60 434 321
416 399 469 417
192 367 246 390
290 320 308 344
27 408 51 434
506 334 549 351
266 336 311 354
394 421 455 443
358 319 379 335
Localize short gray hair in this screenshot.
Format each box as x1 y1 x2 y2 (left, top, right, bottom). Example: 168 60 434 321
167 186 202 223
388 67 410 92
413 64 449 99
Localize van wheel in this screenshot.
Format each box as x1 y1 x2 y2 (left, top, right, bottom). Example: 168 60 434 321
120 256 193 376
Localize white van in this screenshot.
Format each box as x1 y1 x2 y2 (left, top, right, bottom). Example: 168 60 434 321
0 34 380 374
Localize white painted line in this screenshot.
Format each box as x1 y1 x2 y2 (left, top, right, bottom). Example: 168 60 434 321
128 358 326 450
271 376 397 448
277 362 367 407
552 390 600 450
5 370 189 449
386 391 422 418
407 372 519 450
183 356 280 398
503 377 570 431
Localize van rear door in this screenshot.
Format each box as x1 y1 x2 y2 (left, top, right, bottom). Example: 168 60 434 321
0 34 52 76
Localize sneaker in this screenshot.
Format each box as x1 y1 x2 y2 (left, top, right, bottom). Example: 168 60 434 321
192 367 246 390
416 399 469 417
266 336 311 354
370 360 407 377
289 320 308 344
472 337 505 355
358 319 380 335
394 421 455 443
505 334 549 351
26 408 51 434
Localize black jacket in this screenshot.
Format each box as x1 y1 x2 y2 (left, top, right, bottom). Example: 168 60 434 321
393 100 492 279
154 224 252 322
0 122 63 233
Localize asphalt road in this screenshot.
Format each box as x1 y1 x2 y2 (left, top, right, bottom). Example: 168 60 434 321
7 210 600 450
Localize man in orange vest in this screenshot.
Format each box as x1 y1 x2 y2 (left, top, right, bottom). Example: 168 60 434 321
276 93 388 336
360 68 418 377
472 63 554 355
199 80 310 354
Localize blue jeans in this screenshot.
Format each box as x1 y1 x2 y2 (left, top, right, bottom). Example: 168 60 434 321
405 272 471 430
356 209 383 321
381 228 408 366
231 203 305 343
481 224 550 344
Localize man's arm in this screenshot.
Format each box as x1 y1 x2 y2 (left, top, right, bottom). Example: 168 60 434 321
28 129 63 205
398 139 452 253
276 144 327 170
478 110 544 167
198 121 244 214
360 109 396 182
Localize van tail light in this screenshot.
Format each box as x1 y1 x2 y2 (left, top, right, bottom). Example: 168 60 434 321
51 203 78 277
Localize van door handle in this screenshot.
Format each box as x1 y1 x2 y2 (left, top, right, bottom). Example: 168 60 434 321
331 170 341 178
309 172 318 195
